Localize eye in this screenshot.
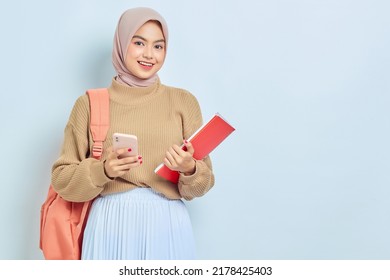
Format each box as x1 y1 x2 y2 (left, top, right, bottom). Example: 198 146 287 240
134 41 144 46
155 44 164 50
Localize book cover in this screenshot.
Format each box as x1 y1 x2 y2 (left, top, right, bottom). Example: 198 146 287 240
154 113 236 183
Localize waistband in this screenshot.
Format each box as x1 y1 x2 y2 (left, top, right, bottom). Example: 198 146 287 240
99 187 174 201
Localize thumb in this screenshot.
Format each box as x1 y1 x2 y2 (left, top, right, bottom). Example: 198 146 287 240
106 146 118 160
183 139 194 155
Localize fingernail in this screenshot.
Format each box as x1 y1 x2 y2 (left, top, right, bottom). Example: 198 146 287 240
140 160 143 164
128 148 132 152
184 139 188 144
138 156 142 160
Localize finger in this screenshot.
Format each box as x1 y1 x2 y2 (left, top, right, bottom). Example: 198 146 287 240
171 144 191 160
169 146 188 165
163 157 172 168
107 157 142 177
171 144 185 156
183 139 195 155
115 147 133 157
106 147 118 160
165 149 176 166
171 142 194 158
117 161 140 171
163 157 178 171
117 155 139 165
107 146 132 160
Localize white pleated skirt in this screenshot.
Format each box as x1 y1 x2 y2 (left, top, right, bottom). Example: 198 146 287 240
81 188 196 260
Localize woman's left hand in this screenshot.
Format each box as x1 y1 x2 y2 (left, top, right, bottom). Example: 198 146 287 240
164 140 196 176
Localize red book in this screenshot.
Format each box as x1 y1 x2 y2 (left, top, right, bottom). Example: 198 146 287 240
154 113 236 183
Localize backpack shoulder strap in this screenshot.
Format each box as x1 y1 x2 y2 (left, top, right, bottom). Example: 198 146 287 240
86 88 110 160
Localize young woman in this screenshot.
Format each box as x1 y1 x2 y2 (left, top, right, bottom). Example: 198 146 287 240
51 7 215 260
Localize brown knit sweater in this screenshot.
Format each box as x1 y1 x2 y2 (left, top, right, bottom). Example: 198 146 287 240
51 78 214 202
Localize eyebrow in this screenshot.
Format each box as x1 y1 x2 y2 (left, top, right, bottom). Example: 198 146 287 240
132 35 165 44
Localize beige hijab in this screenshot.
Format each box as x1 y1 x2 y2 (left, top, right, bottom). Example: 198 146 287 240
112 7 168 87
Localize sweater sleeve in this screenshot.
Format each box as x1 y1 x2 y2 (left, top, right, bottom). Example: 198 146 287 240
51 95 112 202
177 92 215 200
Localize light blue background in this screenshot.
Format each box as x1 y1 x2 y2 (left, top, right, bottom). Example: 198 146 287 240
1 0 389 259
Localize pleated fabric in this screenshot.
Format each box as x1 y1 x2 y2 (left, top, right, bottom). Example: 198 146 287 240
81 188 196 260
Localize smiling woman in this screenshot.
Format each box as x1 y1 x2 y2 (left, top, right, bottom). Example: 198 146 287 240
49 7 215 260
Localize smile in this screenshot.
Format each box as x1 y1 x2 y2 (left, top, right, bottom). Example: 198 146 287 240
138 61 154 67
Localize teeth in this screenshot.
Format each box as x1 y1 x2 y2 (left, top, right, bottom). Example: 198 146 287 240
139 61 153 67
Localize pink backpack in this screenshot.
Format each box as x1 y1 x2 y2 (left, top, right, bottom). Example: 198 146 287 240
39 88 109 260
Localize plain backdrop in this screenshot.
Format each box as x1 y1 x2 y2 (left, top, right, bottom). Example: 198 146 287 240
1 0 389 259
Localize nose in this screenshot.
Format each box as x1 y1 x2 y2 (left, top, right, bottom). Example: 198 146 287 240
142 46 153 59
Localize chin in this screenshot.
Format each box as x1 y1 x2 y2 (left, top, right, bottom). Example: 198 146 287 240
138 74 155 80
137 72 158 80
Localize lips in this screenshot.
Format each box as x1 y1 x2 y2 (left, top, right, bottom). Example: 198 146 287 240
138 61 154 68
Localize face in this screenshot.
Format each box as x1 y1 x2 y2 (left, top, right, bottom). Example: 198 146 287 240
125 21 166 79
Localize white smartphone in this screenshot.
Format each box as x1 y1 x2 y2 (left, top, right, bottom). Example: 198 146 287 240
112 133 138 158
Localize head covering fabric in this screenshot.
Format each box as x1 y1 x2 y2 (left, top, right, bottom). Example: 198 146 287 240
112 7 168 87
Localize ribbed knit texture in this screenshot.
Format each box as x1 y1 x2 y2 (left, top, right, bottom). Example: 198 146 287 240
51 78 214 202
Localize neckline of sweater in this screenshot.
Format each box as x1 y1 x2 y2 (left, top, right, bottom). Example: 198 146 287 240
108 77 163 106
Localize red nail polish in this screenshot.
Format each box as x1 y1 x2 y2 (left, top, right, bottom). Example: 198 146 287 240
184 140 188 144
128 148 132 152
140 161 143 164
138 156 142 160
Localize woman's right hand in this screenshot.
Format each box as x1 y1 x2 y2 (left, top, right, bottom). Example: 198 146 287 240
104 147 142 179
